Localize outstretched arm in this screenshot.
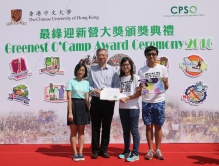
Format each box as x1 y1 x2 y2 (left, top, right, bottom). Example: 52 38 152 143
120 87 141 103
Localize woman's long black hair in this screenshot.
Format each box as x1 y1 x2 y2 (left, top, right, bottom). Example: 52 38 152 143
119 57 134 81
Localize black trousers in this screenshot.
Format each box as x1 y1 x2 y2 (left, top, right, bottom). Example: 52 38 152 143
90 97 115 154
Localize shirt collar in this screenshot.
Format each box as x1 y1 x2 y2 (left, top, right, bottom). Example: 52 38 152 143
97 64 110 69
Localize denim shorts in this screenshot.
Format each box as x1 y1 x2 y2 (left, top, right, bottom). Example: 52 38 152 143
142 101 165 126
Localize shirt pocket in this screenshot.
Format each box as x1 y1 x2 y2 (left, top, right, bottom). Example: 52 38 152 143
106 76 112 86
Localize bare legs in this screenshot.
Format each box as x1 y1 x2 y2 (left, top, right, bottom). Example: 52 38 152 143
78 125 85 154
146 124 162 151
70 124 85 154
146 124 154 151
154 124 162 150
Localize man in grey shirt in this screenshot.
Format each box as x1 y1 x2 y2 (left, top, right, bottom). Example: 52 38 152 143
88 48 120 159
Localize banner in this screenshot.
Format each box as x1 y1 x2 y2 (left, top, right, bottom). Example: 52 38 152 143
0 0 219 144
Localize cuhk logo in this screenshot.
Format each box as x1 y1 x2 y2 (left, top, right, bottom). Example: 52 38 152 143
6 9 27 26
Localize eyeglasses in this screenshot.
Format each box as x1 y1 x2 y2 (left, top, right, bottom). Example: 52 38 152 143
146 53 157 57
78 69 85 72
122 64 130 67
97 54 107 57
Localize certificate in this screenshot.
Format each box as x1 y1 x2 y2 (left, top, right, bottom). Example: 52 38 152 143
140 78 165 94
100 88 120 100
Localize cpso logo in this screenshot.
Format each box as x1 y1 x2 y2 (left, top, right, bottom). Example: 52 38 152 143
171 6 197 14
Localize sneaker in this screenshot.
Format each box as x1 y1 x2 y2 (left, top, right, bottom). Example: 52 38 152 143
126 153 139 162
72 154 80 161
78 154 85 161
144 150 154 160
118 151 130 159
153 150 165 160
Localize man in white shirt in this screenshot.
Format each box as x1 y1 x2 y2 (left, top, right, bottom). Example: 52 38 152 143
138 46 169 160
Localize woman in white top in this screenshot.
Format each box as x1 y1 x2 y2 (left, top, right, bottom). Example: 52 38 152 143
118 57 141 162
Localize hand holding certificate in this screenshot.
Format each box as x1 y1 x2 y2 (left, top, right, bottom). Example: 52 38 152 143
119 93 127 99
100 88 120 100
